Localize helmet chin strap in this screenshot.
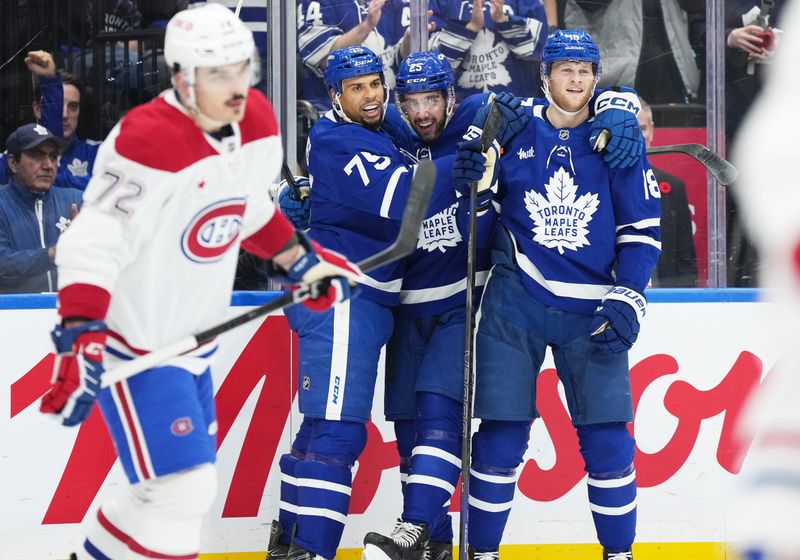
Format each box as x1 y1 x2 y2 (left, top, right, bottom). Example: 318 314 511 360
331 84 390 128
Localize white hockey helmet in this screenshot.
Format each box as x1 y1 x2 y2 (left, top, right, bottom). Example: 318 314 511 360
165 3 257 87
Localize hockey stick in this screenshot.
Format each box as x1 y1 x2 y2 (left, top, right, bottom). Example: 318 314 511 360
459 100 504 560
595 130 739 186
646 144 739 186
281 161 310 200
100 160 437 387
234 0 244 18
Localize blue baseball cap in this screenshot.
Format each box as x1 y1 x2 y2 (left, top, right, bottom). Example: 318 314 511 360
6 123 66 157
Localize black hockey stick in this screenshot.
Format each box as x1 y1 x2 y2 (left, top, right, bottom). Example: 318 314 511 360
281 161 309 199
646 144 739 186
101 160 437 387
459 100 504 560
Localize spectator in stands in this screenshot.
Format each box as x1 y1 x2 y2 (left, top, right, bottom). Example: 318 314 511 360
725 0 788 287
428 0 548 101
1 51 100 191
638 97 697 287
297 0 410 110
560 0 701 104
0 124 82 294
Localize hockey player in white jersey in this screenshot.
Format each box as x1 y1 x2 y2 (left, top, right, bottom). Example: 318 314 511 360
38 5 361 560
732 2 800 558
453 30 660 560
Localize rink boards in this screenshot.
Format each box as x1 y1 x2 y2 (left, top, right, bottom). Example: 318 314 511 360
0 290 778 559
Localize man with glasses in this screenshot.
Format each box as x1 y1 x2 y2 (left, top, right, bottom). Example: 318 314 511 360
0 123 82 294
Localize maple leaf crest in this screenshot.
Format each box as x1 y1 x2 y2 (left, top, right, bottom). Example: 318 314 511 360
458 29 511 92
417 203 462 253
524 167 600 254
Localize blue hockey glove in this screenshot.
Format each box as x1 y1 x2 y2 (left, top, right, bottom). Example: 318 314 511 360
452 137 500 212
492 91 530 146
40 320 107 426
590 87 643 169
589 286 646 354
278 176 311 230
278 233 362 312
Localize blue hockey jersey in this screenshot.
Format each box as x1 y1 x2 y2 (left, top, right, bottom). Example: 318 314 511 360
384 93 497 317
298 0 410 110
306 110 457 306
497 103 661 314
428 0 547 101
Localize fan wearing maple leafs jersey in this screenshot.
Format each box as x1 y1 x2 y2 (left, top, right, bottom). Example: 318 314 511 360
428 0 548 101
463 30 660 560
298 0 410 111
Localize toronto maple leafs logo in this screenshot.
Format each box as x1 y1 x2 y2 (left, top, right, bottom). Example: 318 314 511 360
458 29 511 92
525 167 599 254
67 158 89 177
418 203 462 253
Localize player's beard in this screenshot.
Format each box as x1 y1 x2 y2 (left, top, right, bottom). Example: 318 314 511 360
550 86 592 114
412 115 445 143
359 107 385 130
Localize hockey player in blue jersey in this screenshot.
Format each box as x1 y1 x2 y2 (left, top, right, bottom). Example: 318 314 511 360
455 30 660 560
358 46 649 560
267 45 465 560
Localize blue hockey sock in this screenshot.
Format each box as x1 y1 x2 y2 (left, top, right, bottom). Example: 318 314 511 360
292 458 353 559
403 393 461 541
577 423 637 552
394 418 415 499
291 419 366 559
468 420 530 552
278 419 314 546
278 452 303 546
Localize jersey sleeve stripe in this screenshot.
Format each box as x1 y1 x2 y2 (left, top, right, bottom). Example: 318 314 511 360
57 282 112 320
616 234 662 250
379 166 410 218
616 218 661 231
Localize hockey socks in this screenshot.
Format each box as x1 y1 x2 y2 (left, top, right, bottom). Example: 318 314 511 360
577 423 637 552
468 420 531 552
402 393 462 542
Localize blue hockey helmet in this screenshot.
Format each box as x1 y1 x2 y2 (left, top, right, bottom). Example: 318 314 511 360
396 51 453 95
395 51 456 131
541 29 601 78
324 45 385 96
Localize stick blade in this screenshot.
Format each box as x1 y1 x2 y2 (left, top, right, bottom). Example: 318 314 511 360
695 147 739 186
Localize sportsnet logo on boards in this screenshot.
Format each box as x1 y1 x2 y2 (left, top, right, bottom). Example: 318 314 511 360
525 167 599 255
181 198 246 263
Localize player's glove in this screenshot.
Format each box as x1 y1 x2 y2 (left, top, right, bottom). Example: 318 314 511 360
589 87 643 169
40 320 107 426
278 176 312 230
589 286 646 354
278 232 362 312
492 91 530 146
452 137 500 213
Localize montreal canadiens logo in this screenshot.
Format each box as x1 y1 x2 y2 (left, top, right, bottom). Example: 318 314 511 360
181 198 246 263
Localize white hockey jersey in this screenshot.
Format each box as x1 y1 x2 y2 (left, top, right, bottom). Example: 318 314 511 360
56 88 283 361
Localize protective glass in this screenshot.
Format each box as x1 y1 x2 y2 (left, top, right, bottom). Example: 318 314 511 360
400 93 445 113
